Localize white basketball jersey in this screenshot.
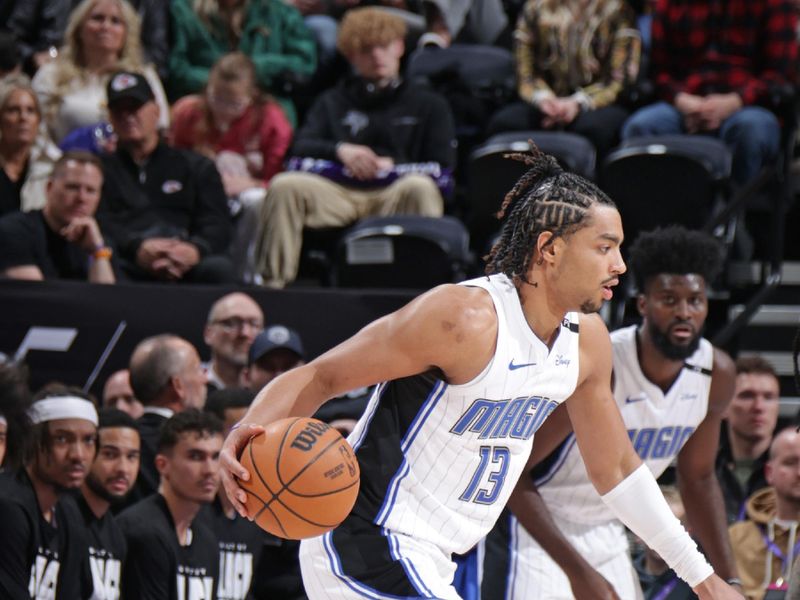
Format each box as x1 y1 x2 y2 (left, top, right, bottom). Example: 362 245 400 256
536 325 713 525
345 274 582 555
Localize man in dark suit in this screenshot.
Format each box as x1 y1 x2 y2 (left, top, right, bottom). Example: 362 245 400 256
128 334 208 500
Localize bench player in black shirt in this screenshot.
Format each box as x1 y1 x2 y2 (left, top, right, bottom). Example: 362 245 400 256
70 408 140 600
0 392 98 599
118 409 222 600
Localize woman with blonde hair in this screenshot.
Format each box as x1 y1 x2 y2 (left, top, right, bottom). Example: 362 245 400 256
32 0 169 143
169 0 316 126
0 75 61 216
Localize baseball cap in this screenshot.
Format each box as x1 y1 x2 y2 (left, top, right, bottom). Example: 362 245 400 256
248 325 305 365
106 71 154 109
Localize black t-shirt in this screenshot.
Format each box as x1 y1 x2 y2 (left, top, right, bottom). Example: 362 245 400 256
0 470 90 600
0 210 89 279
200 498 267 600
66 493 127 600
118 494 218 600
0 164 25 216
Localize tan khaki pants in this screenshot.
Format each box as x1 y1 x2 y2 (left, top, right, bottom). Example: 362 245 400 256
254 172 444 287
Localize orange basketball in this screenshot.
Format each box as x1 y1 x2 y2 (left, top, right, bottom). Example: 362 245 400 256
239 417 360 539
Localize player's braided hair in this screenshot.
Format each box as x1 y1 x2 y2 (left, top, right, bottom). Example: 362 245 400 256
485 143 616 286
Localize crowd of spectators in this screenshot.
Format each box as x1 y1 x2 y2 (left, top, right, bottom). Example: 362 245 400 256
1 0 800 596
0 0 795 288
0 289 369 599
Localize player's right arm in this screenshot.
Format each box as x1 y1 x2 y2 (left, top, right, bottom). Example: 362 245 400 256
220 283 499 516
505 368 620 599
506 477 621 600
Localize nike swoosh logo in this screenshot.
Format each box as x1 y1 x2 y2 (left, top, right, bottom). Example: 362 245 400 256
625 396 647 404
508 359 537 371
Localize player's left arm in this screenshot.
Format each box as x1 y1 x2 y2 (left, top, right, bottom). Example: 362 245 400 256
675 346 739 582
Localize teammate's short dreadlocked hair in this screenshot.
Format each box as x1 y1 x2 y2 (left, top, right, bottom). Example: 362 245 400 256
485 144 615 286
627 226 724 292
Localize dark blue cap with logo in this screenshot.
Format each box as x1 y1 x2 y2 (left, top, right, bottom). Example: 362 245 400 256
248 325 305 365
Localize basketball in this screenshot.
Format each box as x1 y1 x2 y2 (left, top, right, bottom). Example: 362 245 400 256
239 417 360 540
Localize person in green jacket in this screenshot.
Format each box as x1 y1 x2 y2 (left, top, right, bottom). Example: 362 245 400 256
169 0 317 126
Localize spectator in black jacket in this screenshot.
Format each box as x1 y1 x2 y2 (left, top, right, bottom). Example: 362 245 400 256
716 355 781 523
0 0 67 75
253 7 457 288
97 71 235 284
128 334 208 502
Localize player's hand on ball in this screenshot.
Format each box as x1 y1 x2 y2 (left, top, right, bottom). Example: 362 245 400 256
220 423 265 518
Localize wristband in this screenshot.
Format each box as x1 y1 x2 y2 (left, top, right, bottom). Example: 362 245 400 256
601 464 713 588
92 246 113 260
726 578 742 587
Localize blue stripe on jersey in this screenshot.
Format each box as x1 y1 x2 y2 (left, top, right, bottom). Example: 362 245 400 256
376 459 411 526
400 380 448 452
385 528 437 597
323 531 424 600
506 513 518 600
352 383 388 451
533 434 577 487
375 380 447 526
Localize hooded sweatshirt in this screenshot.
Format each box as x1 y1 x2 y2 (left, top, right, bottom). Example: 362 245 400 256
729 487 800 599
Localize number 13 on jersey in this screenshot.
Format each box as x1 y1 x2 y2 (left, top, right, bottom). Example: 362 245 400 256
459 445 510 504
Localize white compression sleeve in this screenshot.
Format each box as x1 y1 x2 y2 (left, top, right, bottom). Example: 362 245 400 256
601 463 713 588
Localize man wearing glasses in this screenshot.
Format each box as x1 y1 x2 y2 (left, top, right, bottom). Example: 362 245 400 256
203 292 265 392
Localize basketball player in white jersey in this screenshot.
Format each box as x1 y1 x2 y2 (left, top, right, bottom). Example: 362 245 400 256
219 147 738 599
481 226 741 599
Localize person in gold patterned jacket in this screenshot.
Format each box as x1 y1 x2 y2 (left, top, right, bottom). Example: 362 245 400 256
486 0 641 158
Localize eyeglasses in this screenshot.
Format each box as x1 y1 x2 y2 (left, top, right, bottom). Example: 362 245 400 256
212 317 263 333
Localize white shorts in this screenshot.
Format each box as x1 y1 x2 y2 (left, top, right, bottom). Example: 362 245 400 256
300 530 462 599
503 515 643 600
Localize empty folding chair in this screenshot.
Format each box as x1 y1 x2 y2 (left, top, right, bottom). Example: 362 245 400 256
464 130 597 253
334 215 473 290
600 134 733 248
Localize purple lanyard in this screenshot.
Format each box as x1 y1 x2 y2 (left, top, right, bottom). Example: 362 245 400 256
759 525 800 574
651 575 679 600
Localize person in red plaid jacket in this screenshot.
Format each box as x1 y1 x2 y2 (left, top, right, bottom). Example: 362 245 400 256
622 0 798 186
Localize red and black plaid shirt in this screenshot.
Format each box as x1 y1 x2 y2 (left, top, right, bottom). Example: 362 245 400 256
651 0 798 106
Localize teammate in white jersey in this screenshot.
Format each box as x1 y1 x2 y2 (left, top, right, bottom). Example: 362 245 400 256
482 226 741 599
219 148 738 599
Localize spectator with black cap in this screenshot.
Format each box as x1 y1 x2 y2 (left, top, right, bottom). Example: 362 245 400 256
241 324 306 392
97 70 235 284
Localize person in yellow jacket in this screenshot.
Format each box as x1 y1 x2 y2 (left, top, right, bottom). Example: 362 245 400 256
730 427 800 599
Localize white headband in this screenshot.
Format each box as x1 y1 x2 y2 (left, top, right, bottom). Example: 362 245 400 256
0 415 6 427
29 396 98 426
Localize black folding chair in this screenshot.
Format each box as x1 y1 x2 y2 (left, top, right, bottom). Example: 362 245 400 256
464 131 597 253
333 215 473 290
